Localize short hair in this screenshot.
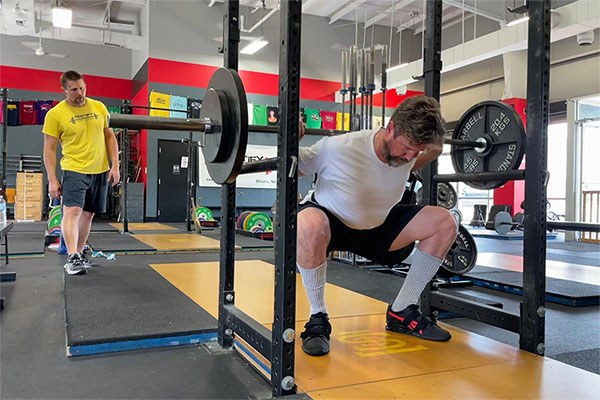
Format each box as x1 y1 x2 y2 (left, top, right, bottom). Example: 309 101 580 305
389 95 446 146
60 70 84 89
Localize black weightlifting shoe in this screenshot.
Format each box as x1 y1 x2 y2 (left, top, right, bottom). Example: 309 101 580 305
386 304 451 342
300 312 331 356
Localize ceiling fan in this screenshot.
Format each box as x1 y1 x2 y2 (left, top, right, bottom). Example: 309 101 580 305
21 7 69 58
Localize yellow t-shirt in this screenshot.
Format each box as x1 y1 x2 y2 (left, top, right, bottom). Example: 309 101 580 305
149 91 171 117
336 112 350 131
42 98 110 174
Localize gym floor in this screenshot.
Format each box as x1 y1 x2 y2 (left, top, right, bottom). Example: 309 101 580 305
1 221 598 399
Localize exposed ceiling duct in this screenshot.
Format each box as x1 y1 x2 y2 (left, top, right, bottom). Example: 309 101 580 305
386 0 600 90
0 0 144 49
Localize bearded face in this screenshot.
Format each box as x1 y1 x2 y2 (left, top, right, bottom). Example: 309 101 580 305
381 135 410 167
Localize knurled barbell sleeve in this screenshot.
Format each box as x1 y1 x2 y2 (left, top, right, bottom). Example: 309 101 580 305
240 158 278 175
109 114 208 132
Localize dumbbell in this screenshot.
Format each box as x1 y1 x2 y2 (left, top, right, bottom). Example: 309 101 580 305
494 211 525 235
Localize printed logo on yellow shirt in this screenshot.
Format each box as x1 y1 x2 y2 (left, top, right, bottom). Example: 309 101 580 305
69 112 99 124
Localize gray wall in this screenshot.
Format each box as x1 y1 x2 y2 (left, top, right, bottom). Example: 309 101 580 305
147 0 403 82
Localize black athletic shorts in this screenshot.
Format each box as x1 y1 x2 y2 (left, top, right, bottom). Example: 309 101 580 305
299 196 424 266
62 170 109 213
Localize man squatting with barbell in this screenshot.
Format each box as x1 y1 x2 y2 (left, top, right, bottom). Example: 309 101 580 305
297 95 458 356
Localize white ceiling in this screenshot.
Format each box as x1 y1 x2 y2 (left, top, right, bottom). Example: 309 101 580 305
0 0 581 51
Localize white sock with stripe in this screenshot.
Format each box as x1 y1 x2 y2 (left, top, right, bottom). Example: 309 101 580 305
392 248 442 312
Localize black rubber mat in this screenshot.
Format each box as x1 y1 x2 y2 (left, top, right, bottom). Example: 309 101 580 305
465 265 600 306
90 221 120 232
548 241 600 252
8 221 48 233
64 256 217 347
0 232 45 256
87 232 155 252
475 238 599 267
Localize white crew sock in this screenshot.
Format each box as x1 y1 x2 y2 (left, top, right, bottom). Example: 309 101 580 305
392 248 443 312
297 261 328 316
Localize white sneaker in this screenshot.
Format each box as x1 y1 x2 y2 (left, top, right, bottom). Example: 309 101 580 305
64 254 86 275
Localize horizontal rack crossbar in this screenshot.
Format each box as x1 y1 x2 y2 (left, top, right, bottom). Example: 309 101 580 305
433 170 525 183
431 291 521 333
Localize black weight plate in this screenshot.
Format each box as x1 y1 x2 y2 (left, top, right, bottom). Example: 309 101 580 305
415 182 457 209
437 182 457 209
201 68 248 185
439 224 477 277
201 89 232 163
451 101 526 190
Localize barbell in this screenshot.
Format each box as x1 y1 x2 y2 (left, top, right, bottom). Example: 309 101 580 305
493 210 600 235
109 67 527 187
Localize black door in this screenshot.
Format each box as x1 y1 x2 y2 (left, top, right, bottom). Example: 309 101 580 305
157 139 196 222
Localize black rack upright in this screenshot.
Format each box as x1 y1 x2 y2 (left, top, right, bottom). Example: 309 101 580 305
217 0 300 396
420 0 552 355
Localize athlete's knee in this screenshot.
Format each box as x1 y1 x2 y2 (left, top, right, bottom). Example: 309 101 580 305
298 209 330 253
436 207 458 240
62 206 83 218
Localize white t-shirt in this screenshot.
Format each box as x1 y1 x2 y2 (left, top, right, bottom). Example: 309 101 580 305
299 129 415 229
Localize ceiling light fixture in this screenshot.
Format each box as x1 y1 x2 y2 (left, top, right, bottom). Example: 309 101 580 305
52 7 72 29
240 39 269 55
386 63 408 73
506 16 529 27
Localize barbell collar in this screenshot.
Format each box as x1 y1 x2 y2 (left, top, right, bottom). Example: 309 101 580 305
109 114 210 132
433 170 525 183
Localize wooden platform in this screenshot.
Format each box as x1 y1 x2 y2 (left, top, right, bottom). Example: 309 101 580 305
109 222 178 231
133 233 224 252
151 260 599 398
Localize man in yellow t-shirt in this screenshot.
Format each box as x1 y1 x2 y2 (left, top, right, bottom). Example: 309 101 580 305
43 70 120 275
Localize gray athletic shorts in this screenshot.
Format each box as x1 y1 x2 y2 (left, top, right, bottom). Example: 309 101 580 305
62 170 109 213
300 195 424 266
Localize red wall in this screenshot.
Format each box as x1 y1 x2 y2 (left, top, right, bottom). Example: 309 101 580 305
0 66 131 99
147 58 341 102
493 97 527 214
1 61 411 188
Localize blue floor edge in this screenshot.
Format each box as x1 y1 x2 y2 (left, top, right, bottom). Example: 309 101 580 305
234 338 272 377
467 278 600 307
67 331 218 357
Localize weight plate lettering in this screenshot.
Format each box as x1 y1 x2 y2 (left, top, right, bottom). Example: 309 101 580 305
450 101 526 190
244 212 273 232
439 224 477 277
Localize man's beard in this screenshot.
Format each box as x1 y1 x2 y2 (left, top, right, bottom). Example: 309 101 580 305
381 138 408 167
